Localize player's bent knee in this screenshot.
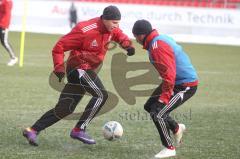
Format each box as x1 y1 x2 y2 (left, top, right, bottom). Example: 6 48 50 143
144 104 151 113
54 97 76 119
101 90 108 101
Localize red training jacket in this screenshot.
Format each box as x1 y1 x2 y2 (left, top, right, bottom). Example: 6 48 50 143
52 17 132 72
0 0 12 29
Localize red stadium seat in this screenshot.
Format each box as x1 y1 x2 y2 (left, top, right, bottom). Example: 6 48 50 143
78 0 239 9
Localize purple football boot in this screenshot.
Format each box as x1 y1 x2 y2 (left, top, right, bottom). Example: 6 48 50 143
70 128 96 144
23 127 38 146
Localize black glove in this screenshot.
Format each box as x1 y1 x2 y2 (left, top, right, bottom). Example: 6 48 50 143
54 71 65 82
126 47 135 56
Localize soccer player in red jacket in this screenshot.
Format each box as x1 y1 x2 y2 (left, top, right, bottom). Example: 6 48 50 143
132 20 198 158
23 5 135 146
0 0 18 66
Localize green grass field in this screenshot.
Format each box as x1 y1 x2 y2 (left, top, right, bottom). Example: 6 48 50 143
0 32 240 159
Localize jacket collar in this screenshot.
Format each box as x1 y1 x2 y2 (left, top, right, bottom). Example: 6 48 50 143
97 17 111 34
143 29 159 50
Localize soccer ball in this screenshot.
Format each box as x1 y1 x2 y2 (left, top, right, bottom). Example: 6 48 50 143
102 121 123 141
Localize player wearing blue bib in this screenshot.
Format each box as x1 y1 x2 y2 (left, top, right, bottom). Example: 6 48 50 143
132 19 198 158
